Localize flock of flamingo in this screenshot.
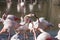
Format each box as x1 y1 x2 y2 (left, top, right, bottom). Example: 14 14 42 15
0 0 60 40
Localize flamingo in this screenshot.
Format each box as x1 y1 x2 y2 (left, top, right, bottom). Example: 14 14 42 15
32 18 53 40
1 0 12 20
17 0 24 12
17 0 26 30
55 23 60 40
29 0 37 12
0 13 8 23
6 0 12 11
29 17 54 32
38 1 42 10
0 15 20 40
0 18 4 23
17 3 20 12
24 15 53 40
17 0 26 23
17 0 26 14
10 13 35 40
11 33 24 40
10 14 53 40
28 17 54 40
36 30 53 40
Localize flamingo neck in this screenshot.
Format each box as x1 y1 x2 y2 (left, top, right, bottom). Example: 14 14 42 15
38 28 45 33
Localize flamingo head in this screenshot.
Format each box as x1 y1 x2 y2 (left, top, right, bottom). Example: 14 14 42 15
21 2 24 7
0 18 3 23
24 17 32 23
39 17 54 27
2 13 8 20
39 17 45 22
24 14 34 23
6 15 20 21
58 23 60 28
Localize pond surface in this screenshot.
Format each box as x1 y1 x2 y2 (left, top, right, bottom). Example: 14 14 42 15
0 29 58 40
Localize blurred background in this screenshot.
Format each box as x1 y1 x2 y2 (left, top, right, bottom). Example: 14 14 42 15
0 0 60 40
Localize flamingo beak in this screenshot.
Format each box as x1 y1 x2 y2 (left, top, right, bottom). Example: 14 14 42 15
47 23 54 27
14 17 20 21
46 37 53 40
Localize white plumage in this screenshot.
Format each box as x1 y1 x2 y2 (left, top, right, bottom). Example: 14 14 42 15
29 4 34 12
17 3 20 12
55 30 60 40
38 4 41 10
20 2 24 7
17 2 24 12
0 18 4 23
37 32 52 40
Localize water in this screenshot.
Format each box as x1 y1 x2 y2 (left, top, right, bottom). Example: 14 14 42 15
0 30 58 40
